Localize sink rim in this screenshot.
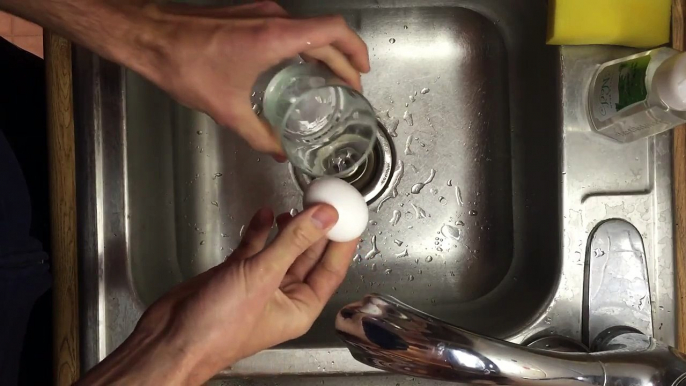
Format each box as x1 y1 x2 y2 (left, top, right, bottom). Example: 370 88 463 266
73 1 678 380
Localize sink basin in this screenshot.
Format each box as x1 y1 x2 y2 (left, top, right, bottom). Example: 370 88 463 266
74 0 678 383
129 1 561 343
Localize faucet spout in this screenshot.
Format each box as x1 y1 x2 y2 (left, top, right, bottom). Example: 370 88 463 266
336 294 686 385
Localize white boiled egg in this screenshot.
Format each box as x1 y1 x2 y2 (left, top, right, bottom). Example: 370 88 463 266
304 177 368 242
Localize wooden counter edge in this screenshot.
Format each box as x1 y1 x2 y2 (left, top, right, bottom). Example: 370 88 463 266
674 0 686 353
45 31 80 386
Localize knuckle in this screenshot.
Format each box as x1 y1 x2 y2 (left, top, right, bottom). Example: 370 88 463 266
301 248 322 264
291 224 316 249
326 15 347 30
258 1 285 14
255 18 286 46
236 238 255 252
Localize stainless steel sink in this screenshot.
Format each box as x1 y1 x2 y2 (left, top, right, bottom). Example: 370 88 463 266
74 0 678 384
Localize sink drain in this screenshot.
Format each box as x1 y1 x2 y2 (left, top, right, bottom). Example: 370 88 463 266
291 121 395 203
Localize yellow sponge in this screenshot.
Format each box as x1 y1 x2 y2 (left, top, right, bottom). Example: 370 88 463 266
547 0 671 48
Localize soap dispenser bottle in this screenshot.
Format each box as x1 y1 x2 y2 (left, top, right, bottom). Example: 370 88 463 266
589 47 686 142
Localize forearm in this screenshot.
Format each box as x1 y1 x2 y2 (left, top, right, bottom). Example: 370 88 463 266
75 327 212 386
0 0 160 76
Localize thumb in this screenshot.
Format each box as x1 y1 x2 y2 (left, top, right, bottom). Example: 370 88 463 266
249 204 338 278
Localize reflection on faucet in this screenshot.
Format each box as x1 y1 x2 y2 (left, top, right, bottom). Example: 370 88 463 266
336 294 686 385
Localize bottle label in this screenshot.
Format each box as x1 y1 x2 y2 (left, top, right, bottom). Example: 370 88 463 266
592 55 651 122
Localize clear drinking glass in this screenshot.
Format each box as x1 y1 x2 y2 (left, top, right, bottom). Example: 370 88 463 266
260 62 377 177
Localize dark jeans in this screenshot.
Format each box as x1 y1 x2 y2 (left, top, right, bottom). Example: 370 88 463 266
0 37 52 386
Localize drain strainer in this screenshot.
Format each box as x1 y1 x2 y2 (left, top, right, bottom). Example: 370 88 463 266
291 121 395 203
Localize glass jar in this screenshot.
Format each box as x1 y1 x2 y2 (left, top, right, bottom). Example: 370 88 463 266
254 62 377 177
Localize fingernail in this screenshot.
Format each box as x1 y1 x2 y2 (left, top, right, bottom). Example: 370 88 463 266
311 205 338 229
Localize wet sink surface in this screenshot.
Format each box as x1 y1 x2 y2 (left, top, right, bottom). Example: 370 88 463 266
127 1 560 345
75 0 677 382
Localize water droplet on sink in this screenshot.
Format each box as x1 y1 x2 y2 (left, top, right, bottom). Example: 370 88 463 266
371 263 377 271
353 254 362 263
364 236 380 260
410 184 423 194
384 268 392 275
390 210 401 226
404 25 409 29
425 256 433 262
213 172 223 180
439 196 447 205
430 188 438 195
420 88 430 94
447 179 453 186
289 208 299 217
211 201 219 207
404 136 414 155
386 118 399 137
221 233 229 238
469 210 478 216
441 224 461 241
251 103 262 116
389 38 396 44
455 186 464 206
403 111 414 126
196 130 203 135
394 239 404 246
395 249 408 258
410 169 436 194
593 248 605 258
199 240 206 245
455 220 465 226
410 203 427 219
409 95 416 103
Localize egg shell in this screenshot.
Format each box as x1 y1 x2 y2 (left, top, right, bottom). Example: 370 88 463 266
304 177 369 242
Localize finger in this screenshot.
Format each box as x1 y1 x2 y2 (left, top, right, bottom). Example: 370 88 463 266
248 204 338 278
229 207 274 260
305 239 358 307
272 16 370 74
159 1 288 18
273 154 288 163
284 238 328 283
218 101 285 157
275 212 293 230
302 46 362 92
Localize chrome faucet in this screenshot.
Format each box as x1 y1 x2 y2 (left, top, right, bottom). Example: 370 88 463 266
336 294 686 386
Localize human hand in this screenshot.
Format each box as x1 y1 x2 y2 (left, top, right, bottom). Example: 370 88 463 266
130 1 370 157
2 0 371 157
77 205 358 385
